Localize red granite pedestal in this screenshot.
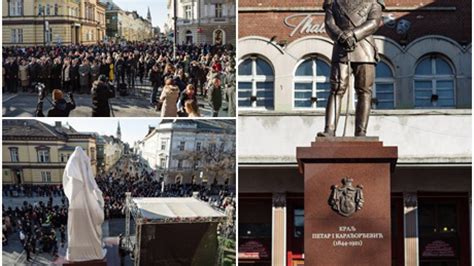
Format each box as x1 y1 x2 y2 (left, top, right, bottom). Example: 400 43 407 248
297 137 398 266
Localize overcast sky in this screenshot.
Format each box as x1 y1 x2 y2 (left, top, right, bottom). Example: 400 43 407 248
40 118 160 146
113 0 169 29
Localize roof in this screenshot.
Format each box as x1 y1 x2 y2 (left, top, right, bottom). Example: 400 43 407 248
131 197 225 222
2 120 93 140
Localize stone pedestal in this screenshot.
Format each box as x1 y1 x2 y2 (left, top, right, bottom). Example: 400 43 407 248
297 137 397 265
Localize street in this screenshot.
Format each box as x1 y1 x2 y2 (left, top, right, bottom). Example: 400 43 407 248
2 81 230 117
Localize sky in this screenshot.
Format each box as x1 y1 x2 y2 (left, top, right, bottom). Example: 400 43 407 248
41 118 161 146
113 0 169 29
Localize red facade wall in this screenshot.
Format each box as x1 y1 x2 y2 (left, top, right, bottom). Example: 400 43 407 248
239 0 471 45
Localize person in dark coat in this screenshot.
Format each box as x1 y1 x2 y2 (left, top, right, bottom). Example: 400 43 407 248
114 55 125 86
28 58 41 92
4 58 19 93
99 58 109 78
78 59 91 94
91 75 115 117
90 59 100 84
50 58 62 91
47 89 75 117
69 59 80 93
207 77 222 117
148 64 162 105
41 58 52 92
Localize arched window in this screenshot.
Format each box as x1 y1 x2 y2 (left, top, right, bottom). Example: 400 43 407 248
238 56 274 109
293 56 330 109
414 55 455 108
373 60 395 109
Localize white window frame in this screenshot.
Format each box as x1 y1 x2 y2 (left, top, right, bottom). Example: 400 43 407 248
41 171 52 183
413 55 456 109
161 140 167 150
178 141 185 151
373 60 396 109
10 148 19 162
215 3 223 18
184 5 192 20
10 0 23 16
38 150 50 163
293 56 331 110
238 56 275 110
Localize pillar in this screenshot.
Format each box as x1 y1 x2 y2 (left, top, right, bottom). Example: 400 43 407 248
404 192 419 266
272 192 287 266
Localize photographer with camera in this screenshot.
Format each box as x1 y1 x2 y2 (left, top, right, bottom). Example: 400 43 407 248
91 75 116 117
35 83 76 117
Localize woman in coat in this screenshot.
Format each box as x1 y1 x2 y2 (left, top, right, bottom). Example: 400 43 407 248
18 60 30 92
159 78 179 117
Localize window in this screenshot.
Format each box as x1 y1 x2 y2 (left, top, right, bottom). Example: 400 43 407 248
160 158 166 168
178 141 185 151
414 55 455 108
196 142 201 151
373 60 395 109
46 4 50 15
161 140 167 150
38 4 43 15
293 57 331 109
10 148 19 162
294 209 304 238
177 160 183 169
10 29 23 44
60 154 65 163
238 57 274 109
54 4 58 15
41 171 52 183
185 5 192 19
37 150 50 163
215 3 223 18
9 0 23 16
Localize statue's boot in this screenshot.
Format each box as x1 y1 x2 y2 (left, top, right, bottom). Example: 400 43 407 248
355 92 372 137
317 94 342 137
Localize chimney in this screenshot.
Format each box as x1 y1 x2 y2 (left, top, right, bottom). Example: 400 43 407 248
55 122 62 128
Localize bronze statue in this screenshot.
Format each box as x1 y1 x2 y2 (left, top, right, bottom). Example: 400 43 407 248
318 0 384 137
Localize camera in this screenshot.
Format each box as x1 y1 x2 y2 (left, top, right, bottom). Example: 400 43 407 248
36 83 46 100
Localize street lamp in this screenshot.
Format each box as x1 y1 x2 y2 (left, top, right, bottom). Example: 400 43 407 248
173 0 177 59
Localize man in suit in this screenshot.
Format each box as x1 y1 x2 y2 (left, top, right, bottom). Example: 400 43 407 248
318 0 384 137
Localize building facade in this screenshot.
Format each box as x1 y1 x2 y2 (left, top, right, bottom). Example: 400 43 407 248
136 120 236 185
104 1 153 41
2 0 107 46
238 0 471 265
2 120 97 184
167 0 236 45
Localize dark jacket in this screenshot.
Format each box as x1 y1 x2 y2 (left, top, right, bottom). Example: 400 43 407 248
178 90 197 111
91 81 115 117
51 63 62 90
28 62 41 83
207 84 222 111
47 98 75 117
149 69 162 87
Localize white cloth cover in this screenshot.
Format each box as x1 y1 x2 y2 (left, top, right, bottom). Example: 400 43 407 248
63 146 106 262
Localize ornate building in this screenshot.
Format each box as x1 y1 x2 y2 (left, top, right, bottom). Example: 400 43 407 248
104 1 153 41
2 120 97 184
136 120 236 185
167 0 236 45
2 0 107 46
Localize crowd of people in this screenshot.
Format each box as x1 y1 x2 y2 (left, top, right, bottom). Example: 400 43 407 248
3 39 236 117
2 155 236 261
